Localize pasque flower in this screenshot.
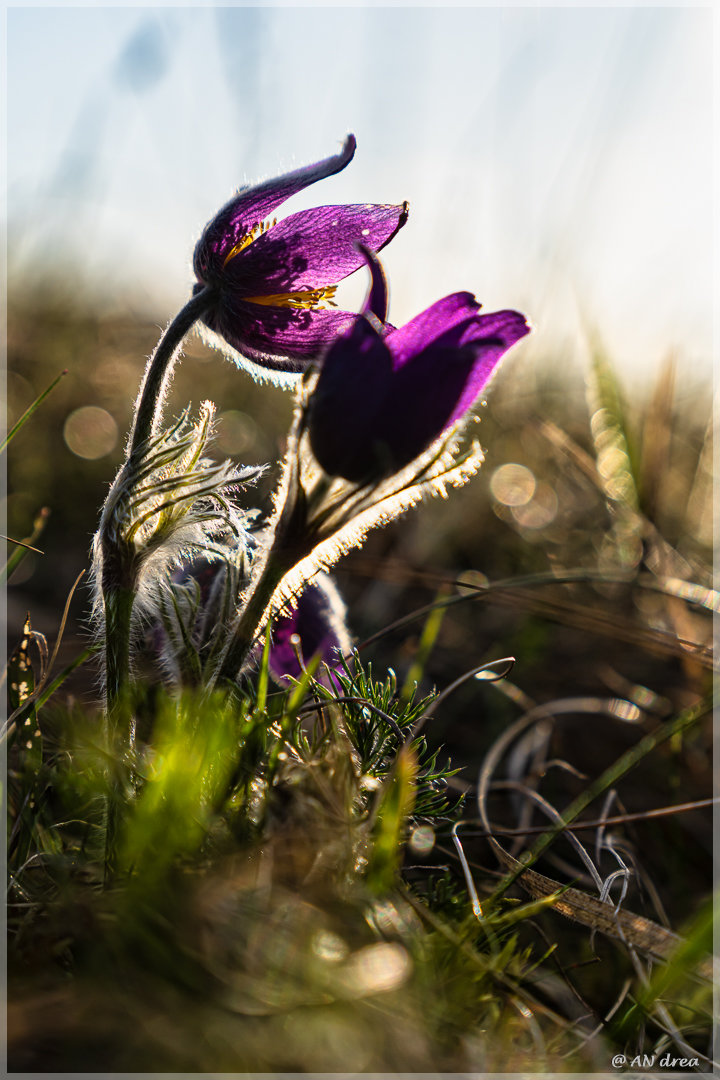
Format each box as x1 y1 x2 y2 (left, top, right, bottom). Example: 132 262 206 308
153 555 350 687
266 574 351 683
193 135 408 380
308 248 531 482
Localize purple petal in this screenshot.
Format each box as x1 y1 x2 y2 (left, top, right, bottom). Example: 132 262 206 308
372 344 482 468
358 243 389 323
227 203 408 293
203 302 357 371
308 317 394 481
194 134 356 280
444 309 530 424
374 309 530 464
308 303 530 480
269 575 351 682
377 308 528 464
386 292 481 368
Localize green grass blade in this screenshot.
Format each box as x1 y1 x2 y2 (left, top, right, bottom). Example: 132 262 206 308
32 644 101 713
366 744 417 893
2 508 50 583
255 620 272 715
1 369 67 454
284 653 322 718
5 645 101 741
400 586 449 703
610 896 715 1048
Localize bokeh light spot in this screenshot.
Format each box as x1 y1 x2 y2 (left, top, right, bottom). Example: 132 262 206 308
63 406 118 459
409 825 435 856
490 463 536 507
597 445 629 480
609 699 642 723
342 942 411 996
216 410 258 456
312 930 348 963
457 569 489 593
511 482 559 529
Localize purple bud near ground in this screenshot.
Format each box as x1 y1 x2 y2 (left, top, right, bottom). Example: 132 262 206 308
268 574 351 682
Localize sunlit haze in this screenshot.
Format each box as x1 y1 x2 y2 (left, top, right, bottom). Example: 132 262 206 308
7 5 714 386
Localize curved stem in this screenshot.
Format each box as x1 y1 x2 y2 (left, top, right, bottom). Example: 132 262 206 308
102 288 214 713
216 546 295 684
129 286 215 457
100 287 214 881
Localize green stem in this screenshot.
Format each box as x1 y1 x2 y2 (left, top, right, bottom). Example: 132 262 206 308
1 369 67 454
129 286 215 457
216 434 312 684
101 288 213 709
103 583 136 713
102 582 136 883
217 547 295 684
217 493 315 683
100 288 213 881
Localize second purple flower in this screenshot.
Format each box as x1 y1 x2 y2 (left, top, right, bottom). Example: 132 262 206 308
307 250 531 482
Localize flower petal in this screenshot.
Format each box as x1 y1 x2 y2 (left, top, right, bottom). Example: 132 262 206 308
308 317 395 481
307 295 530 481
194 134 356 280
227 203 409 293
372 345 480 469
444 309 531 424
358 242 389 323
269 574 351 682
202 301 357 376
386 292 482 368
375 309 530 465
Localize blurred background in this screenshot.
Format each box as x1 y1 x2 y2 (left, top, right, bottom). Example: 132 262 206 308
8 6 714 371
5 5 715 925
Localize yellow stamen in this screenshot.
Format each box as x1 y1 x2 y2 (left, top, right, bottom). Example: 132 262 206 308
221 217 338 310
222 218 277 268
244 285 339 311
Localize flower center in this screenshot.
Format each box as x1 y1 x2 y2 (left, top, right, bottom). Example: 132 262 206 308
221 219 338 310
243 286 338 311
222 218 277 268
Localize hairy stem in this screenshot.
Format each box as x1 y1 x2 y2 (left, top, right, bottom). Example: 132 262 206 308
103 287 213 706
216 475 315 683
214 424 311 683
100 287 213 879
216 544 296 684
129 287 215 457
103 579 135 711
102 580 136 884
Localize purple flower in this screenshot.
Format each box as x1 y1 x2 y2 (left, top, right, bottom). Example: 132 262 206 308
193 135 408 379
308 249 531 482
152 557 350 686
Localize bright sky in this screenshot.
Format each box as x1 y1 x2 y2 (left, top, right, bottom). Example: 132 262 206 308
6 4 715 386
